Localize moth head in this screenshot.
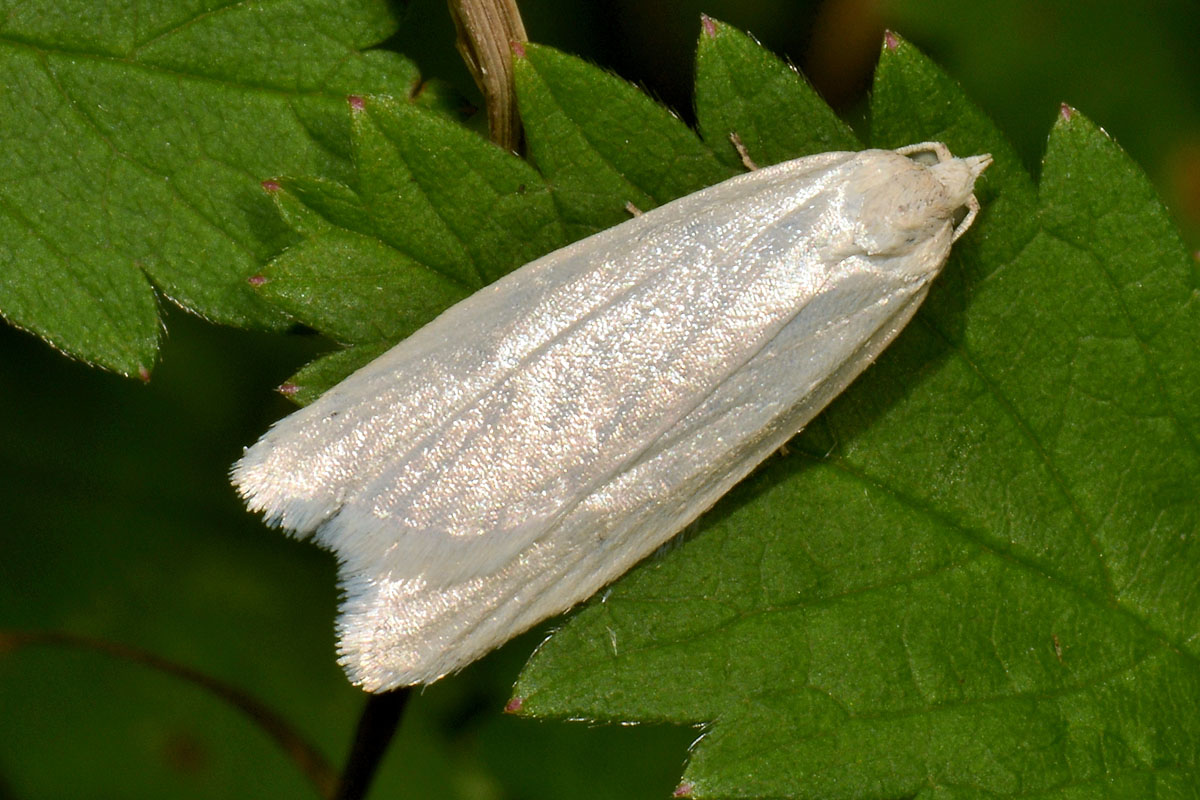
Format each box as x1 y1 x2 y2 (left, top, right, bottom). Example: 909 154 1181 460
930 153 992 240
853 149 991 257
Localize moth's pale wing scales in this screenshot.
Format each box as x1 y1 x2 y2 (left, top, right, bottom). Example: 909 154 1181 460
336 261 941 687
237 151 858 570
233 147 990 690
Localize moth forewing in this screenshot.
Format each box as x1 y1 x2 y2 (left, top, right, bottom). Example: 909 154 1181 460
234 144 991 691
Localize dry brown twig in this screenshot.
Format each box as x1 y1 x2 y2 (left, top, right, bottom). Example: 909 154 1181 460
448 0 529 151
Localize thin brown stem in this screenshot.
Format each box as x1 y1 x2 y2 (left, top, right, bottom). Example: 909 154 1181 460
0 629 337 798
333 688 413 800
448 0 528 151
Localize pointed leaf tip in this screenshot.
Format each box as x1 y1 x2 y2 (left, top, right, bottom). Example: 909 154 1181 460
247 274 268 287
504 696 525 713
1059 102 1075 122
261 179 282 193
347 95 366 111
277 382 300 398
0 3 420 373
511 21 1199 800
693 15 858 166
136 366 151 383
511 40 527 58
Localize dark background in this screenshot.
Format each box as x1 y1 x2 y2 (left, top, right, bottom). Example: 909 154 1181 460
2 1 1197 797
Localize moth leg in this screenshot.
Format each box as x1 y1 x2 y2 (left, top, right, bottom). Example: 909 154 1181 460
952 192 981 241
730 132 759 171
895 140 953 163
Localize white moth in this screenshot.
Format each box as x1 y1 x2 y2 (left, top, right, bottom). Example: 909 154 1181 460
234 142 991 692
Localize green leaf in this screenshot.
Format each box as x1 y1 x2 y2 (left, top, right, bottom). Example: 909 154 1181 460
0 311 696 799
11 7 1196 799
256 221 467 346
0 0 420 376
281 339 393 407
512 31 1200 800
870 33 1038 278
267 44 741 398
694 15 859 168
227 18 1197 797
349 96 563 288
269 176 375 239
257 93 563 394
514 42 735 239
877 1 1200 249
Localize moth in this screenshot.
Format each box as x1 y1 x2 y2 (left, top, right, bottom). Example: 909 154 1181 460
234 143 991 691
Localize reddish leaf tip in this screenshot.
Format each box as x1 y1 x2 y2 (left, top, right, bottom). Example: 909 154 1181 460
261 179 281 193
700 14 717 38
347 94 366 111
504 696 525 713
247 274 268 287
136 365 151 383
883 30 900 51
510 40 527 58
277 382 300 397
673 783 695 798
1059 103 1075 122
